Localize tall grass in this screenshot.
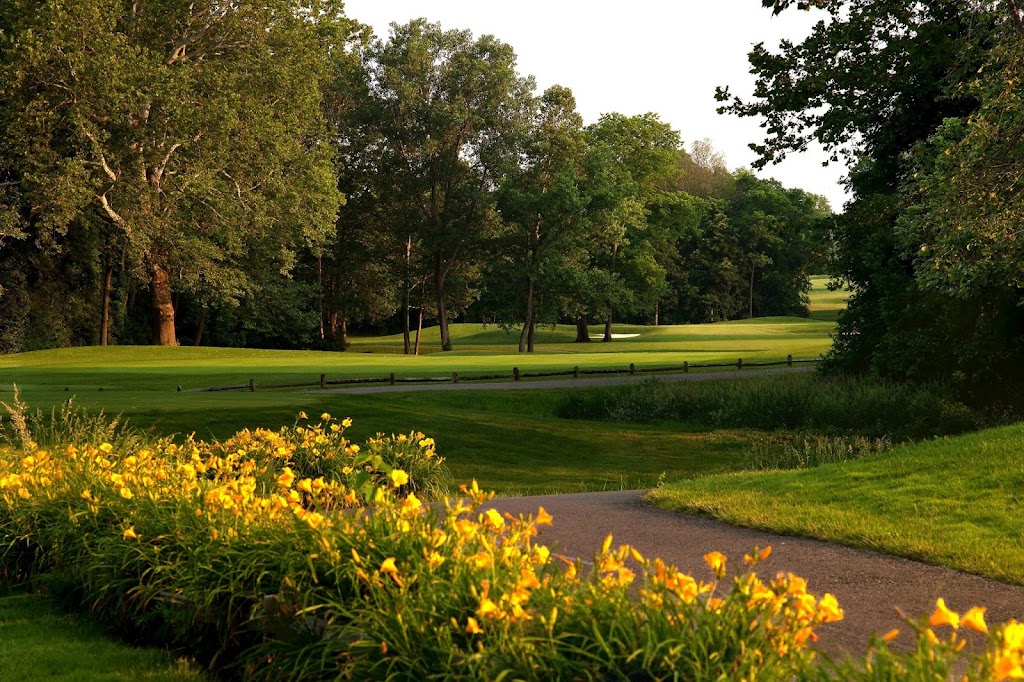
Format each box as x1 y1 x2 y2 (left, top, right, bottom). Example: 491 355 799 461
558 374 982 440
1 386 145 451
742 433 894 470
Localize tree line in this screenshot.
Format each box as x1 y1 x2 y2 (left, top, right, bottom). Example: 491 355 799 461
725 0 1024 400
0 2 831 355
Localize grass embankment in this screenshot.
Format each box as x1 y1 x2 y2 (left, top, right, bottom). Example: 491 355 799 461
0 589 205 681
646 422 1024 584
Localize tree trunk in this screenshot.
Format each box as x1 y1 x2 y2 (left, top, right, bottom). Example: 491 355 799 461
414 307 423 356
749 267 755 319
518 277 535 353
150 263 177 346
604 242 619 342
654 302 659 327
339 318 349 350
527 316 536 353
193 308 206 347
435 253 452 351
317 256 325 341
100 264 112 346
575 317 591 343
403 239 412 355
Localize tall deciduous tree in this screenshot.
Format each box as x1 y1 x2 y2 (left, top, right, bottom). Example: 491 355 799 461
495 85 588 352
363 19 534 351
0 0 345 345
719 0 1024 392
583 113 684 340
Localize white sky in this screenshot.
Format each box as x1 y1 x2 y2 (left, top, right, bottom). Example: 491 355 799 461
342 0 849 212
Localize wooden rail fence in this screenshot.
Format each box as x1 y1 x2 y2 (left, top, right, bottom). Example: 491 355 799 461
198 355 821 393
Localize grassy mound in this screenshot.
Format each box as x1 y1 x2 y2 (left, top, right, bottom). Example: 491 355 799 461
646 422 1024 584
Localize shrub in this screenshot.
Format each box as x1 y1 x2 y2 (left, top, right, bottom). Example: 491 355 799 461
559 374 984 440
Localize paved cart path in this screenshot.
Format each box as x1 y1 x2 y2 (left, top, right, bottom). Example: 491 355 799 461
484 490 1024 655
314 366 813 395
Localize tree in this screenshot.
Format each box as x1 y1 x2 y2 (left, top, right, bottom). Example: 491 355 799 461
362 19 534 351
677 138 734 199
898 15 1024 296
718 0 1021 391
583 113 684 341
0 0 345 345
726 172 826 319
494 85 588 352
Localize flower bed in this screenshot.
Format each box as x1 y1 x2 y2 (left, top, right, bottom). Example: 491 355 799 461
0 413 1021 680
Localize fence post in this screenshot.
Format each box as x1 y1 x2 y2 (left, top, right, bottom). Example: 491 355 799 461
390 372 395 386
737 358 743 370
320 373 326 388
683 361 688 373
629 363 636 375
453 372 459 384
787 354 793 367
574 365 579 379
248 378 256 392
513 367 521 382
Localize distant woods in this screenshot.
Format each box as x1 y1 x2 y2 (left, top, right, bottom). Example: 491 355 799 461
0 3 831 355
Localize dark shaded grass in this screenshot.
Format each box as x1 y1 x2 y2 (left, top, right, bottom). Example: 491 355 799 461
0 588 205 681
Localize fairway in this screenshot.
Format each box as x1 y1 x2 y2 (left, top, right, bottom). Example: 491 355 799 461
0 315 834 396
0 291 839 495
807 275 849 322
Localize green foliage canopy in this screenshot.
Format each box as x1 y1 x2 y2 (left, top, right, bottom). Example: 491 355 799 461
0 0 346 344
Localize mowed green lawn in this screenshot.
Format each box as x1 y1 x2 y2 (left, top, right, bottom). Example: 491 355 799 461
807 275 850 322
0 294 839 494
0 589 206 681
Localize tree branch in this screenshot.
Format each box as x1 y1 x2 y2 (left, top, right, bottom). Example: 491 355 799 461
152 142 183 186
97 192 133 238
82 130 118 182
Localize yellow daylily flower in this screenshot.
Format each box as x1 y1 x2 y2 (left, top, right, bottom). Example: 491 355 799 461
465 617 483 635
388 469 409 488
483 508 505 530
962 606 988 634
994 655 1024 681
929 598 960 629
277 467 296 489
123 526 138 540
703 551 727 579
817 593 844 623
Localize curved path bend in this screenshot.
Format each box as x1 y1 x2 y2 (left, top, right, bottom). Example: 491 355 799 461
484 490 1024 655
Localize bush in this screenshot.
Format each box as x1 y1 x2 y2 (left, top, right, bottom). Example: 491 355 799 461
558 374 983 440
